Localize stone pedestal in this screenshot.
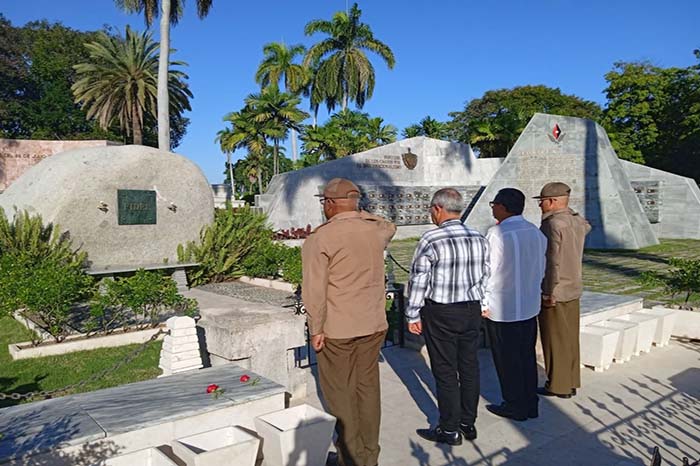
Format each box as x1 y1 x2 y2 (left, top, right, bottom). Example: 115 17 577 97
159 316 203 376
189 289 307 400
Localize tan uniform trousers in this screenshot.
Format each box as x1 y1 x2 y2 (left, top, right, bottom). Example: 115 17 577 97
538 299 581 395
317 330 386 466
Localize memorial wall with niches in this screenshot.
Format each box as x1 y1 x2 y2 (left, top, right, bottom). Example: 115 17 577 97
630 180 662 224
352 185 483 225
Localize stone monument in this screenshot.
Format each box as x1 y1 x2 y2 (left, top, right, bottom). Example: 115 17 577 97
258 136 502 239
0 144 214 269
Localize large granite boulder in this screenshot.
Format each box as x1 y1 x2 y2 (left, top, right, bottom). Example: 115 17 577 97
0 145 214 269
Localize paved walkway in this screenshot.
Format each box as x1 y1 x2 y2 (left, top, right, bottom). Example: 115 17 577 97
299 340 700 466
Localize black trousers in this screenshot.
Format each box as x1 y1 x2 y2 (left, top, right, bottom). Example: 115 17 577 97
421 300 481 431
487 317 539 417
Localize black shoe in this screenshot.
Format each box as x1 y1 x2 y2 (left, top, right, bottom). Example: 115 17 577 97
459 423 477 441
486 403 527 421
572 388 577 396
527 407 539 419
537 387 572 399
416 426 462 445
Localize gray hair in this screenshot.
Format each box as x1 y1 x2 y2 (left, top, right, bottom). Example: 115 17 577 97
431 188 464 214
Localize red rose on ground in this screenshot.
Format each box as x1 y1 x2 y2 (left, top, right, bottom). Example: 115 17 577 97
240 374 250 383
206 384 219 394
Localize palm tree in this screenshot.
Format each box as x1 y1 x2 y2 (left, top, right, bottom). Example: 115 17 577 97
402 124 422 139
304 3 395 111
72 26 192 145
115 0 213 151
255 42 308 162
219 109 269 194
215 127 236 196
244 86 309 176
366 117 397 146
401 116 448 140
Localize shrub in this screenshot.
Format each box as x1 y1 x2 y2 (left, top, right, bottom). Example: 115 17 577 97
178 207 272 286
281 247 302 286
241 239 288 278
639 257 700 306
88 269 199 334
21 258 95 343
0 207 87 267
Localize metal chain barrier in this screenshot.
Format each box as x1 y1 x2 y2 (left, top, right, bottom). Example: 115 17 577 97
0 328 168 402
387 251 411 274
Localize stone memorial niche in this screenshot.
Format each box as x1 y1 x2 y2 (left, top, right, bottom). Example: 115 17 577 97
630 180 661 224
0 145 214 269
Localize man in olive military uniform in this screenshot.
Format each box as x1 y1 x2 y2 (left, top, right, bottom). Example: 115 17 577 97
535 182 591 399
302 178 396 466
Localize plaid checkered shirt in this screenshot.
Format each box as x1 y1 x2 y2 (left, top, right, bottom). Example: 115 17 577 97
406 219 491 323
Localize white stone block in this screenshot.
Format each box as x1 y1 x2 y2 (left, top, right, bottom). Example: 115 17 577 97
610 312 658 355
172 426 259 466
166 316 196 330
671 309 700 339
580 326 619 372
162 340 200 353
103 447 177 466
254 404 336 466
159 358 203 371
645 306 678 346
166 334 199 344
169 328 198 338
589 320 638 363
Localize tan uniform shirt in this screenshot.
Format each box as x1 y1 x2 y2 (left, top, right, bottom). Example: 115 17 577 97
301 210 397 339
540 208 591 302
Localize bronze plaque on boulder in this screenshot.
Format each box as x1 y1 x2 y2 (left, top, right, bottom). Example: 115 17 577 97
117 189 157 225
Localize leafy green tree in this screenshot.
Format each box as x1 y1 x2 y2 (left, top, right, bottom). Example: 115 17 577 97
0 18 112 140
115 0 213 150
255 42 308 161
244 86 308 175
449 85 602 157
72 26 192 145
602 55 700 179
401 115 448 139
303 3 395 111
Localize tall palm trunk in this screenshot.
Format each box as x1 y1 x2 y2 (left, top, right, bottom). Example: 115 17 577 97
257 171 263 195
132 102 143 145
273 139 279 175
226 152 235 199
291 129 298 162
158 0 171 151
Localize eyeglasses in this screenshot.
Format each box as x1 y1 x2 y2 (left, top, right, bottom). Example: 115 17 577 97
319 196 352 204
537 198 553 206
488 201 501 207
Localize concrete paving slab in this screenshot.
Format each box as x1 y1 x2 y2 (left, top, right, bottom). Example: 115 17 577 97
299 339 700 465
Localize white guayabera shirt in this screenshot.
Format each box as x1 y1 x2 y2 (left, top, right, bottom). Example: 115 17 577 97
485 215 548 322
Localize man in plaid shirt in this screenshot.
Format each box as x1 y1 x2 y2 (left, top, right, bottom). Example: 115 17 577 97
407 188 490 446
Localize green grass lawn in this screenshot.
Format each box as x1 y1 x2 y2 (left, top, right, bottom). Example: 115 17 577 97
0 316 162 408
388 238 700 308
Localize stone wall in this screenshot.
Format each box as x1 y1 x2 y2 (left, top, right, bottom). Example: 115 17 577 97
258 136 502 239
0 139 121 191
621 160 700 239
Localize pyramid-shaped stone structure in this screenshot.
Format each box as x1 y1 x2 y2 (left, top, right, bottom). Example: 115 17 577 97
465 113 659 249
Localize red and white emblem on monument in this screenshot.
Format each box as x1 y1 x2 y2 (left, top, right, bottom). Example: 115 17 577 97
548 123 566 143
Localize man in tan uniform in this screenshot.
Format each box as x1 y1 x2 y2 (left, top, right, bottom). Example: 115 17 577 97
302 178 396 466
534 182 591 398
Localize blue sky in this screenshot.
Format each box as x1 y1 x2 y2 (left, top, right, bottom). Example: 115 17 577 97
3 0 699 183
